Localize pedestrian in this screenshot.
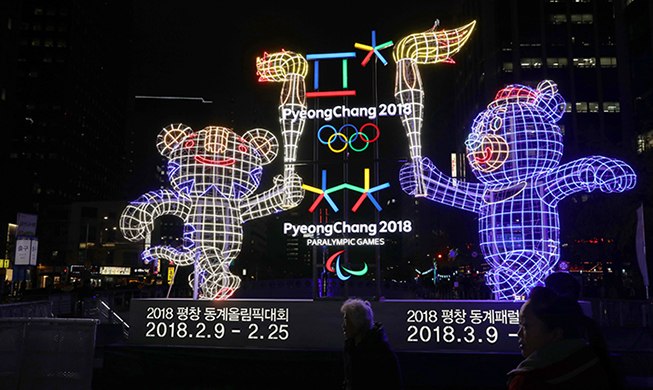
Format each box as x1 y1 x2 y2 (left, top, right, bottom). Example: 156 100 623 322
508 286 623 389
544 272 581 300
340 298 402 390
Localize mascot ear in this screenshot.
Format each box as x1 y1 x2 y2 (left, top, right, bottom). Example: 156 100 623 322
157 123 193 158
535 80 566 123
242 128 279 165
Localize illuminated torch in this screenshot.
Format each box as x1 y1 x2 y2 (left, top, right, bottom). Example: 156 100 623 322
393 20 476 196
256 50 308 207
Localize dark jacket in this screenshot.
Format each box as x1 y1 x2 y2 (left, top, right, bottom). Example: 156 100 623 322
507 339 613 390
343 322 402 390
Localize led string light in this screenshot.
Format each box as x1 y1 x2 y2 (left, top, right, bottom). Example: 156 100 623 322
257 50 308 207
393 20 477 196
354 30 394 67
400 80 637 300
326 250 369 281
305 52 357 98
121 124 304 300
302 169 390 213
317 123 380 153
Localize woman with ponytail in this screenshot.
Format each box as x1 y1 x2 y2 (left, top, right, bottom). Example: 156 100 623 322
508 286 623 389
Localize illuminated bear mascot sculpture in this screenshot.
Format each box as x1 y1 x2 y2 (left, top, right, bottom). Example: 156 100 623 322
120 125 304 300
400 80 637 299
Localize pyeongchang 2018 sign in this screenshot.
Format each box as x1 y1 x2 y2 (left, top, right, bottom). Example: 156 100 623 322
275 31 413 248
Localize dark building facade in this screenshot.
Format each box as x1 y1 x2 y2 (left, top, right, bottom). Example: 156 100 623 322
443 0 652 296
1 0 132 277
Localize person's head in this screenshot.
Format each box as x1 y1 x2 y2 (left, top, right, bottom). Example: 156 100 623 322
518 286 584 357
545 272 581 300
340 298 374 340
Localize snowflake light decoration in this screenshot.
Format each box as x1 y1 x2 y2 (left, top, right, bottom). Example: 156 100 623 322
400 80 637 300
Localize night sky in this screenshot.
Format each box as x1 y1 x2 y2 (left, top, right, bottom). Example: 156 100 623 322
131 1 464 130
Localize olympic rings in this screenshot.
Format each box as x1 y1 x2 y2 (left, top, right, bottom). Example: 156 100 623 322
317 123 380 153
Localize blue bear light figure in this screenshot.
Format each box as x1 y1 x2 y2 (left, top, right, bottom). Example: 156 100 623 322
120 125 304 300
400 80 636 300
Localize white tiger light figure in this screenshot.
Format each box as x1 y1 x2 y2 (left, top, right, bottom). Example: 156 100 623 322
120 124 304 300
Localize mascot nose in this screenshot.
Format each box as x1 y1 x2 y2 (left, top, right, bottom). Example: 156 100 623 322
205 127 229 154
465 132 483 151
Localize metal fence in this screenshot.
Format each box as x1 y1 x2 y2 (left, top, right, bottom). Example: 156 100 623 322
588 298 653 327
0 301 53 319
0 318 98 390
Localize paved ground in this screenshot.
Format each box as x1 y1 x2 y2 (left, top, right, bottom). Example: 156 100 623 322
93 326 653 390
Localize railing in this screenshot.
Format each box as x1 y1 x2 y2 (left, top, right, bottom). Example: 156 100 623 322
588 298 653 327
0 317 98 389
0 300 54 318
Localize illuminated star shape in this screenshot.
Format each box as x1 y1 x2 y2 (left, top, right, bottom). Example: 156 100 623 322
354 30 394 67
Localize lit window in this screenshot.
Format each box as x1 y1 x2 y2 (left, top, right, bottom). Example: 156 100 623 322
550 14 567 24
603 102 620 113
503 62 513 72
520 58 542 69
576 102 588 113
600 57 617 67
547 58 568 68
589 102 599 113
570 14 593 24
573 57 596 68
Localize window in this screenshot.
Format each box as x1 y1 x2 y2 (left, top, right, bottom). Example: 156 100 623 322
603 102 620 113
637 130 653 153
571 14 593 24
547 58 568 68
589 102 599 113
573 57 596 68
521 58 542 69
503 62 513 72
576 102 588 113
600 57 617 67
550 14 567 24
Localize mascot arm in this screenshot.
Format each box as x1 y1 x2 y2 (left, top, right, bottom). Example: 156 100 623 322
241 173 305 223
400 157 484 213
541 156 637 205
120 189 192 241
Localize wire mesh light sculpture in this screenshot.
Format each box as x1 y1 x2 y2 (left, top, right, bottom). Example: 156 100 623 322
257 49 308 207
393 20 476 196
120 124 304 300
400 80 637 300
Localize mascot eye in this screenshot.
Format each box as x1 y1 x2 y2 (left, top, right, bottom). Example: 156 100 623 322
184 133 198 148
490 117 503 132
238 144 248 153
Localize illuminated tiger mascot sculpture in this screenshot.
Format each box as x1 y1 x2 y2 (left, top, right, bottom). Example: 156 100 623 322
121 50 308 300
